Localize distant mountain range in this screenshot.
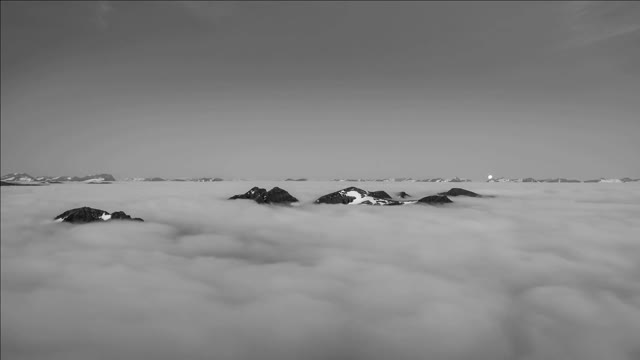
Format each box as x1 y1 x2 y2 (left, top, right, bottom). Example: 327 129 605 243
124 177 224 182
1 173 115 183
0 173 229 184
486 177 640 183
2 173 639 185
332 177 473 183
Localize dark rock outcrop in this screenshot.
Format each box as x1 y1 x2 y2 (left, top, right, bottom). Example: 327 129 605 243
69 174 116 182
257 187 299 204
397 191 411 198
229 187 298 204
315 187 361 204
315 187 404 205
369 191 392 199
54 207 143 224
109 211 144 221
229 187 268 200
438 188 481 197
416 195 453 204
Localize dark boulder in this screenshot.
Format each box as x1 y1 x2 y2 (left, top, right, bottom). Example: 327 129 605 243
54 207 144 223
229 187 267 200
417 195 453 204
437 188 481 197
315 187 404 205
397 191 411 198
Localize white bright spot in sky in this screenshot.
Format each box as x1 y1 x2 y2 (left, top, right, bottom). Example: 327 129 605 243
488 174 493 180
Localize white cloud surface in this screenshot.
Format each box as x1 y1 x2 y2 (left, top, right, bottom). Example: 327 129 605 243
2 182 640 360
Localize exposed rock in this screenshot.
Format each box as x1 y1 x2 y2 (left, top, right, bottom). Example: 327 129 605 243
109 211 144 221
229 187 298 204
369 191 392 199
397 191 412 198
315 187 404 206
256 187 299 204
438 188 481 197
315 187 362 204
416 195 453 204
54 207 143 224
229 187 267 200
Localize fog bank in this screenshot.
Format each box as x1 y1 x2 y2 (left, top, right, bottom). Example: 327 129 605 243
2 182 640 360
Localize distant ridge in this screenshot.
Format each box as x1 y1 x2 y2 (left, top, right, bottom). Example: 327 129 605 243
332 177 472 183
124 177 223 182
1 173 36 182
1 173 115 184
3 173 639 184
486 177 639 183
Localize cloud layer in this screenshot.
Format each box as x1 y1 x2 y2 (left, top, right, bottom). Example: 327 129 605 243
2 182 640 360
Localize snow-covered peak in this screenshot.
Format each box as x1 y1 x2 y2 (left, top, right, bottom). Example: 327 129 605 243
0 173 35 182
315 187 406 205
341 190 393 205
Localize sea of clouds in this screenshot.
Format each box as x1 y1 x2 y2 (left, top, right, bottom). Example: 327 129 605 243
2 181 640 360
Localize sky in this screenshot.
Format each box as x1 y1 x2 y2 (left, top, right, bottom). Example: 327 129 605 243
1 1 639 180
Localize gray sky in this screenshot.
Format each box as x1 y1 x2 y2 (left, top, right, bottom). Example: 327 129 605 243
2 1 639 180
